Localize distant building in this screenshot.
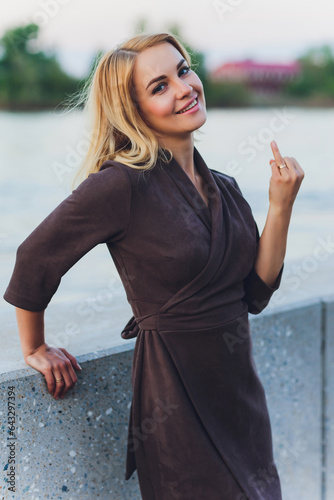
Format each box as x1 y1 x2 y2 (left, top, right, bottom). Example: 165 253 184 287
210 59 301 94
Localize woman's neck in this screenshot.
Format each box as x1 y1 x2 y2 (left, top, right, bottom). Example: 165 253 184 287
159 136 196 179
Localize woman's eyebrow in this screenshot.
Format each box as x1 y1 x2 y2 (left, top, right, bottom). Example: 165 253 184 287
145 58 186 90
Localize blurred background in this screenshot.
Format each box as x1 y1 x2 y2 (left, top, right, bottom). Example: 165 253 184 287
1 0 334 371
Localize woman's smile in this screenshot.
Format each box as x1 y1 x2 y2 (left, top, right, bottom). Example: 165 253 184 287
176 97 199 114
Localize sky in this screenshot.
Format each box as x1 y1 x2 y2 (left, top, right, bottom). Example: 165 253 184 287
1 0 334 77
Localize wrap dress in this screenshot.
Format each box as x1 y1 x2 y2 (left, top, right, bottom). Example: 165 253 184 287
4 146 284 500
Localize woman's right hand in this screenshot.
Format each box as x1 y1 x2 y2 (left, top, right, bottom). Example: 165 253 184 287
25 343 82 400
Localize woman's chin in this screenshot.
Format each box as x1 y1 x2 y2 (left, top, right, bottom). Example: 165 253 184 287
192 112 207 131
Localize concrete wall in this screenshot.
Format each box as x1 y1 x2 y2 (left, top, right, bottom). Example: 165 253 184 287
0 343 141 500
1 298 333 500
250 300 323 500
324 295 334 500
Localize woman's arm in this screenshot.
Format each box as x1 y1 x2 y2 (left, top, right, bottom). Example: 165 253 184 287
253 140 304 287
4 164 131 399
15 307 82 400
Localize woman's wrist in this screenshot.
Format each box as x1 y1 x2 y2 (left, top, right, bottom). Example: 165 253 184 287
24 341 48 362
15 307 46 361
268 201 293 219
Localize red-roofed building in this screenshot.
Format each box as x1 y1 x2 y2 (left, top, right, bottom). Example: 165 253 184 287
211 59 301 93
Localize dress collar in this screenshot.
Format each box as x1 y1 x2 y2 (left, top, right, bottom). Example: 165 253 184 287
158 146 218 232
156 146 226 314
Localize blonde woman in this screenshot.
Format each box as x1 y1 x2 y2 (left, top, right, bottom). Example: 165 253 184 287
4 32 304 499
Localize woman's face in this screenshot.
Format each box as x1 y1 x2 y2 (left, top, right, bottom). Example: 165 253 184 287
132 42 207 143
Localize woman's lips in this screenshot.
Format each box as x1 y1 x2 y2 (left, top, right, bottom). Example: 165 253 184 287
176 97 199 114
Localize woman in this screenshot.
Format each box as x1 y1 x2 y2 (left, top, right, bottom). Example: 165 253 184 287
4 32 304 499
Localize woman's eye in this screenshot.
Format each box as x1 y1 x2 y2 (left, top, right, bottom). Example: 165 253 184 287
152 66 191 94
153 83 165 94
179 65 191 76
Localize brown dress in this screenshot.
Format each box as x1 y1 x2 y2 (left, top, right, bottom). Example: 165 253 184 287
4 146 284 500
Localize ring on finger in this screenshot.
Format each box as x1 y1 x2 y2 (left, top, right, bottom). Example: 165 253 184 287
55 377 64 383
277 162 288 169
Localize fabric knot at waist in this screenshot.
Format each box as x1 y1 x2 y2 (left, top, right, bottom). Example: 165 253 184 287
120 301 249 340
121 312 159 339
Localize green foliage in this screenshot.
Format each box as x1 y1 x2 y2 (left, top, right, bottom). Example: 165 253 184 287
1 23 39 55
284 44 334 101
1 21 333 111
0 23 83 110
204 80 251 107
134 18 149 35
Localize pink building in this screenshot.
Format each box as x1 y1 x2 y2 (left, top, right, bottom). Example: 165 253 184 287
211 59 301 93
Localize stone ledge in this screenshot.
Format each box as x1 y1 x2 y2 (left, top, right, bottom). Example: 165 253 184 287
1 299 333 499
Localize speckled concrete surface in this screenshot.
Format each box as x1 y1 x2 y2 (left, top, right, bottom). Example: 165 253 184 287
250 300 323 500
1 301 333 499
0 342 141 499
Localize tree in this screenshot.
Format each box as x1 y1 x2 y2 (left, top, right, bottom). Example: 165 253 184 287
284 44 334 101
134 18 149 35
0 23 83 110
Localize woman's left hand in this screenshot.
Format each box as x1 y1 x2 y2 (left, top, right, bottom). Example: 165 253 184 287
268 140 304 212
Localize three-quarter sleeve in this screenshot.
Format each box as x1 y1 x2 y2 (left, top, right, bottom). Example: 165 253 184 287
230 176 284 315
243 264 284 315
3 163 131 312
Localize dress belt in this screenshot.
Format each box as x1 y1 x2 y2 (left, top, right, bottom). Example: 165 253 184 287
121 312 159 339
120 303 249 340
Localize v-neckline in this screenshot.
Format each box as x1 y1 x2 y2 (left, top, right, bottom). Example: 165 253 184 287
159 147 214 232
156 147 226 314
182 164 209 210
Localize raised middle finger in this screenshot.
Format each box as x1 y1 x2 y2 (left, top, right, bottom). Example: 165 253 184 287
270 140 285 167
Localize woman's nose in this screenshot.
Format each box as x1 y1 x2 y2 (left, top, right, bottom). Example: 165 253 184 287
176 82 193 98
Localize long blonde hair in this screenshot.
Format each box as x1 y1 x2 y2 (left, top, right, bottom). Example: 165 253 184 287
70 32 203 187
